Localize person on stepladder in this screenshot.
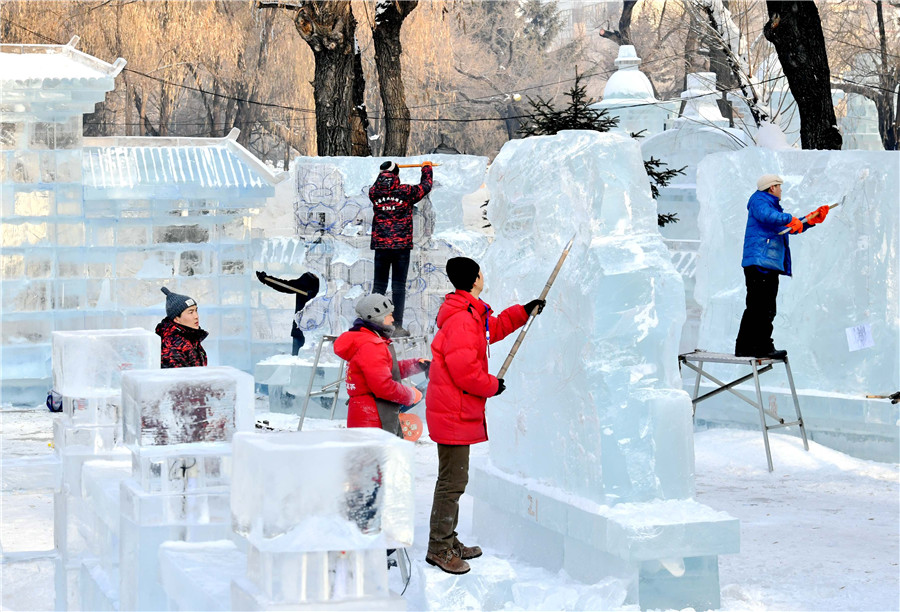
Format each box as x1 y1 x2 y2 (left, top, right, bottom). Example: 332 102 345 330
333 293 429 438
424 257 545 574
369 160 433 337
255 271 320 355
734 174 830 359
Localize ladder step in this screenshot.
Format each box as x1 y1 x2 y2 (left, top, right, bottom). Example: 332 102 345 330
766 420 802 431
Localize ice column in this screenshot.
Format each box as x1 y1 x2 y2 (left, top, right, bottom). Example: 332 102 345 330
117 366 253 611
229 429 414 610
468 131 739 610
50 328 157 611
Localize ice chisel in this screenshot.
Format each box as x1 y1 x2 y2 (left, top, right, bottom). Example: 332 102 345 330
496 234 576 380
777 196 845 235
397 162 440 168
262 276 308 296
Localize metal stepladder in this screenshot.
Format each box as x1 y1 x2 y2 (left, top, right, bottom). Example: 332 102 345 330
678 350 809 472
296 335 345 432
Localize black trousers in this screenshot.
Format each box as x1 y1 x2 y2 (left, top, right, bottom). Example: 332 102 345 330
373 249 411 327
735 266 780 355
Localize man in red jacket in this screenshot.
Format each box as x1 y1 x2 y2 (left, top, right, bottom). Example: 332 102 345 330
333 293 425 436
424 257 545 574
156 287 208 369
369 160 433 337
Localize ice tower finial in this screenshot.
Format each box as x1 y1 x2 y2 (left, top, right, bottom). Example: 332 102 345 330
613 45 642 70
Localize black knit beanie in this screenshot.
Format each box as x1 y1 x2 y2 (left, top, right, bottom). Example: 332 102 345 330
380 160 399 174
446 257 480 291
161 287 196 319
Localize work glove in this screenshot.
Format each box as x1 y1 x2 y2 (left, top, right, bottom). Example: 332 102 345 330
784 217 804 234
494 378 506 396
411 388 423 405
524 299 546 316
418 358 431 378
255 270 267 282
806 205 830 225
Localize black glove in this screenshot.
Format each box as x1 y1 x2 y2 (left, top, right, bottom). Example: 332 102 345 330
256 270 267 282
418 358 431 378
494 378 506 396
524 299 546 316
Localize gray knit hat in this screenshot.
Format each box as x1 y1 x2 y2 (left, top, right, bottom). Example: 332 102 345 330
161 287 197 319
355 293 394 324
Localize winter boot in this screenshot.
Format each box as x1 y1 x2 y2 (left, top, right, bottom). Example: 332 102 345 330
425 548 470 574
454 542 482 560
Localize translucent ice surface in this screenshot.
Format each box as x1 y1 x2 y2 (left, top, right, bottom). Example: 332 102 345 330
695 149 899 396
482 130 694 504
51 328 159 397
231 429 414 552
121 366 254 446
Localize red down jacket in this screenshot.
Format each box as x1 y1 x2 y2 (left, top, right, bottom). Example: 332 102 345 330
155 318 208 369
333 323 420 429
426 290 527 445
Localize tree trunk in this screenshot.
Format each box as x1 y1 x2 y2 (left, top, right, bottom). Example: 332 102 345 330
351 44 372 157
763 1 841 150
372 0 417 156
291 1 362 156
598 0 637 46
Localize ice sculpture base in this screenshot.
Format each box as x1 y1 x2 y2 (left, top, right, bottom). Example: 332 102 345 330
470 460 739 611
79 559 118 612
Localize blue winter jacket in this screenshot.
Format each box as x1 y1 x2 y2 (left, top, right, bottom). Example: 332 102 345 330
740 190 811 276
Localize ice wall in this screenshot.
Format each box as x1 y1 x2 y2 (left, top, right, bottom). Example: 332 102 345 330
251 155 490 353
695 148 899 457
469 131 739 610
482 130 692 504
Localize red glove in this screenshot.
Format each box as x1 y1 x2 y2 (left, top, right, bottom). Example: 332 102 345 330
784 217 804 234
806 205 829 225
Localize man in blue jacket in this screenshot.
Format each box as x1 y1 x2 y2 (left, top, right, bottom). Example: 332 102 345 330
734 174 830 359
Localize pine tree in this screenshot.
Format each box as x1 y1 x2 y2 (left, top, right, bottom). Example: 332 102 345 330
519 72 684 226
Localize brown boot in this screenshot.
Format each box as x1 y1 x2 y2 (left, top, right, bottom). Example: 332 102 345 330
425 548 470 574
454 542 482 560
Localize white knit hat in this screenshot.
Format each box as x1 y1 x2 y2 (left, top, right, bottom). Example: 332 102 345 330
757 174 783 191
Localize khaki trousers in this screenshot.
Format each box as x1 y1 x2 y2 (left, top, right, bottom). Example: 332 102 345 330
428 443 470 554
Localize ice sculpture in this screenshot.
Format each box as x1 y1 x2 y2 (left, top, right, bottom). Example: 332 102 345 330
695 148 899 461
468 131 739 610
229 429 414 609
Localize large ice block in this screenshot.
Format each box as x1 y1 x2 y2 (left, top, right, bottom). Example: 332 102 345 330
121 366 254 447
129 442 231 494
231 429 414 552
158 540 245 612
468 130 738 610
52 328 159 397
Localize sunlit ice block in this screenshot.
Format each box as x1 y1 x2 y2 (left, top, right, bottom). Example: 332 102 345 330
231 429 414 553
53 418 117 453
118 514 234 612
159 540 245 612
121 366 254 447
1 454 61 492
51 328 159 397
130 442 231 494
120 477 231 526
61 393 120 425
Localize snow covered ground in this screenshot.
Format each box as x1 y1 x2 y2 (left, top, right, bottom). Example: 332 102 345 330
1 404 897 611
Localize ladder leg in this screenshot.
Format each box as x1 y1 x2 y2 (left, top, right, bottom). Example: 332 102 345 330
329 359 345 421
297 338 326 432
691 361 703 418
752 362 774 472
782 356 809 451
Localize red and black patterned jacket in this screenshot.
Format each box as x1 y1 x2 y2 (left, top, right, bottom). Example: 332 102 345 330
155 318 209 369
368 165 433 250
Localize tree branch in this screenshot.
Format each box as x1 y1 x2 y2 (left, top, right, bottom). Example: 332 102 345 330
453 65 505 96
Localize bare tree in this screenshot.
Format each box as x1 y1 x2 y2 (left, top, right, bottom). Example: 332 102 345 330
372 0 418 156
763 1 842 149
597 0 637 46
